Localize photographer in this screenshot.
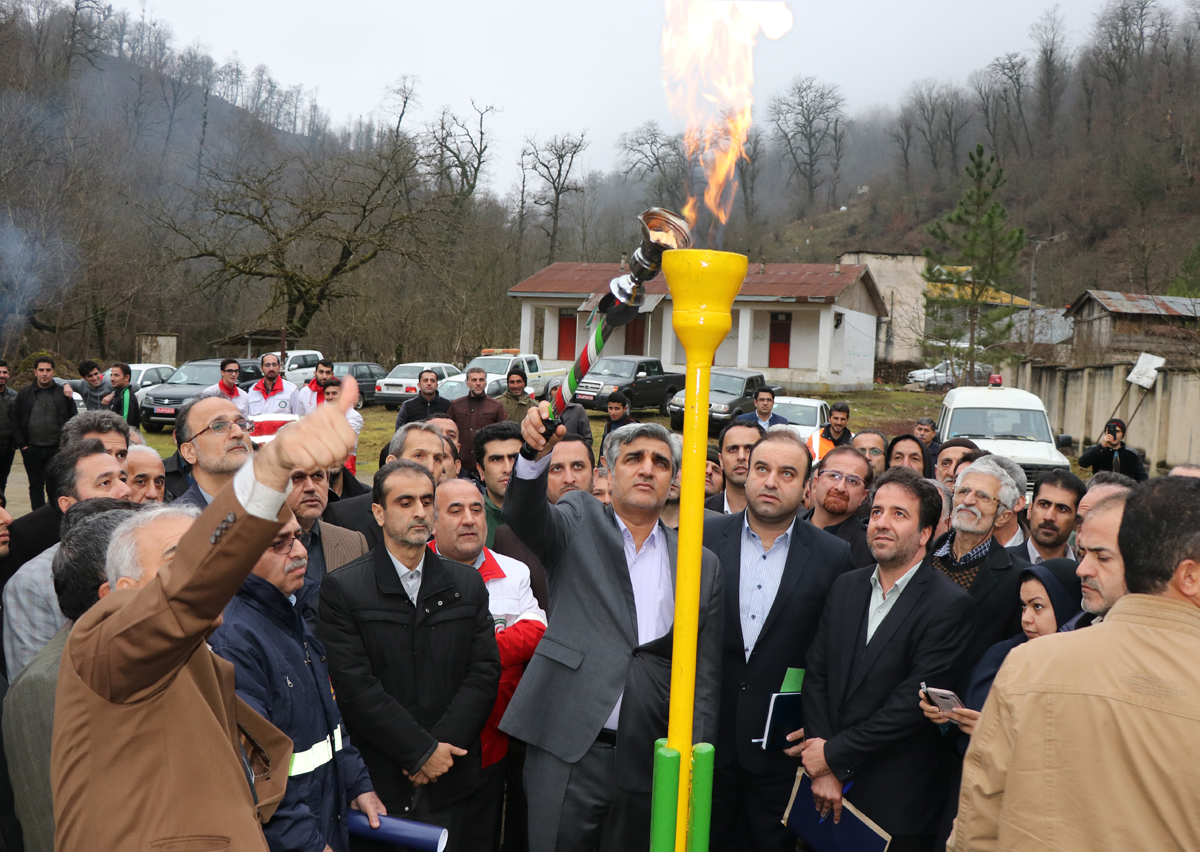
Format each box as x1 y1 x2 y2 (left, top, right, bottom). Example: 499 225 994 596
1079 418 1147 482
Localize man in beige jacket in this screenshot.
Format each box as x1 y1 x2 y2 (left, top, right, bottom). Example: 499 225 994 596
952 476 1200 851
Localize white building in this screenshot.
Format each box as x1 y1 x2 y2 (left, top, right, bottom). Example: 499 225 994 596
508 261 887 392
838 251 927 364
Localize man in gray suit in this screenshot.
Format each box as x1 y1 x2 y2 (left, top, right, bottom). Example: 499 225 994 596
3 500 141 852
502 408 723 852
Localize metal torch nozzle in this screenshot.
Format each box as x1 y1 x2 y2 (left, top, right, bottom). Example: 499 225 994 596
608 208 692 306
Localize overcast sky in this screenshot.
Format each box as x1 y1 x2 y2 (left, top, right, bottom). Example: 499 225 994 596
151 0 1114 191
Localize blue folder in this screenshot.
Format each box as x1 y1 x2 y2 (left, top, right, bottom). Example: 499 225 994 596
348 810 448 851
783 772 891 852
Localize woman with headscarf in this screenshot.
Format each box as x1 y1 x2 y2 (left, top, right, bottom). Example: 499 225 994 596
886 433 933 478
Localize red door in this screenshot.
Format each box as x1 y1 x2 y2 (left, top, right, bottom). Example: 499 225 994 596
558 309 577 361
624 316 646 356
769 313 791 368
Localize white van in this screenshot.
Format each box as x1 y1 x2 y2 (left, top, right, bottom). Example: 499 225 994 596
263 350 324 385
936 384 1073 494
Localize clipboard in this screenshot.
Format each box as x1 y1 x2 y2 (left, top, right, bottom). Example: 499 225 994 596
782 771 891 851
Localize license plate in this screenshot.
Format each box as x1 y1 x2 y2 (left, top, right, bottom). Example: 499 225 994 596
153 406 175 414
575 393 594 401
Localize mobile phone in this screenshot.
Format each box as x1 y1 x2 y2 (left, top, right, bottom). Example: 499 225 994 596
1106 424 1119 437
920 682 965 722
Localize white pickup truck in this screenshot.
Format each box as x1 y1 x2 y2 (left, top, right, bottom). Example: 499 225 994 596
458 350 566 399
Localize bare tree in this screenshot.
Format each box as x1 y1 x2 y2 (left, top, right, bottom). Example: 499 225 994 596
424 101 495 211
990 53 1035 157
826 115 848 209
886 105 917 189
970 69 1005 159
1032 6 1072 148
907 79 944 176
769 75 845 212
737 126 764 223
617 120 688 211
939 84 974 174
525 132 588 264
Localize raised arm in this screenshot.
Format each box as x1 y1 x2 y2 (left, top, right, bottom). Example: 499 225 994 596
502 401 580 568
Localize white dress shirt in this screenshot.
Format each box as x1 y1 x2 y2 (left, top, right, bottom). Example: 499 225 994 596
865 557 924 643
386 549 424 602
738 516 794 660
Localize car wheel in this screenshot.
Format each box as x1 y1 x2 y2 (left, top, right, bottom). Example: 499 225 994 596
661 390 676 416
670 417 683 432
355 394 364 410
144 422 163 433
385 404 398 411
938 382 952 393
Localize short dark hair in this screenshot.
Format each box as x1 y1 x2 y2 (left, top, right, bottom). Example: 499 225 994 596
607 390 629 408
372 459 436 505
754 387 775 400
111 362 131 378
61 410 131 449
0 359 8 369
48 438 110 500
815 444 873 486
1088 471 1136 491
34 356 54 369
474 421 522 471
960 448 991 466
718 420 765 452
419 369 438 382
260 352 280 366
831 401 850 416
557 434 595 469
1032 469 1086 508
219 358 240 373
1120 478 1200 594
53 499 143 620
427 413 456 430
175 397 204 444
78 359 100 377
871 466 942 540
854 428 887 445
318 358 334 370
507 367 527 382
748 430 812 480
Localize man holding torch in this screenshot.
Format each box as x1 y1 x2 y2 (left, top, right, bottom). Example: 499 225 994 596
500 405 723 852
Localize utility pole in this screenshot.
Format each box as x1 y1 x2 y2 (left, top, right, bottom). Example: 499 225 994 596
1026 233 1067 356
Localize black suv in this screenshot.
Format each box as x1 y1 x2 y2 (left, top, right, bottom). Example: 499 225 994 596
140 358 262 432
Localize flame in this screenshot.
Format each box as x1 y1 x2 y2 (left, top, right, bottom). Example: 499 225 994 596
662 0 792 242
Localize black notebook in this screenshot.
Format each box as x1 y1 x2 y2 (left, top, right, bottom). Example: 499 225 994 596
759 692 804 751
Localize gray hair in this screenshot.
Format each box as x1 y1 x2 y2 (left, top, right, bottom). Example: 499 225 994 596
60 410 131 449
105 504 200 588
987 454 1027 497
127 443 162 461
55 509 140 620
601 423 682 475
929 478 953 521
955 455 1019 511
387 421 445 459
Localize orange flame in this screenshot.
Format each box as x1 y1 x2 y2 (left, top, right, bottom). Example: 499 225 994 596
662 1 792 240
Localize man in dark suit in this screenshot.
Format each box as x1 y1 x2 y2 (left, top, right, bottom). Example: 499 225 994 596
319 460 500 850
800 467 975 851
705 421 764 514
503 410 723 852
704 430 855 852
800 445 875 568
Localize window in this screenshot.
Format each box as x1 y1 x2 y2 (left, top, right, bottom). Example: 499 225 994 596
354 364 371 379
371 365 387 379
526 357 540 374
773 402 820 427
945 407 1053 443
588 358 635 379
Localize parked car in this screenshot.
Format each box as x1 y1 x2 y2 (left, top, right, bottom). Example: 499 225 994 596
332 362 388 408
907 360 954 385
262 349 324 386
668 369 782 433
462 350 566 400
936 383 1073 495
139 358 262 432
573 356 686 414
439 375 506 401
773 396 831 441
925 363 994 392
130 363 176 403
375 362 460 410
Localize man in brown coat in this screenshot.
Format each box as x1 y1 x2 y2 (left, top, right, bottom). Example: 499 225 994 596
51 377 363 852
448 366 507 473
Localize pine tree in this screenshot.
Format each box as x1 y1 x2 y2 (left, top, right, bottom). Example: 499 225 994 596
923 144 1026 383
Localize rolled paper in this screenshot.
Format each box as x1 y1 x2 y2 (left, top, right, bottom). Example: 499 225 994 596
347 810 448 852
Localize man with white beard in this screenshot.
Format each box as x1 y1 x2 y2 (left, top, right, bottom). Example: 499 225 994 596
927 455 1029 673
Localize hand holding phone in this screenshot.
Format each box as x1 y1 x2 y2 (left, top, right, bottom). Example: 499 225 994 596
920 682 965 723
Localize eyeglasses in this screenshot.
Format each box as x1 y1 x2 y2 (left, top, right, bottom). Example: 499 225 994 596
191 418 252 440
221 368 239 375
857 447 884 458
270 534 302 554
819 469 866 489
955 486 1005 508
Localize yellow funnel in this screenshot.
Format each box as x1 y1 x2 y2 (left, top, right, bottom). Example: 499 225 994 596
662 248 746 851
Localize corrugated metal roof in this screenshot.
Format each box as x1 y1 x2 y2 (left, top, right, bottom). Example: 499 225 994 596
508 261 887 315
1063 290 1200 319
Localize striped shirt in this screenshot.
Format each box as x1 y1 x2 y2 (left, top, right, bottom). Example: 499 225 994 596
739 516 796 660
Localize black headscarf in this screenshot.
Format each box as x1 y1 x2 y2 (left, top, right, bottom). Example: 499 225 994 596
886 433 933 478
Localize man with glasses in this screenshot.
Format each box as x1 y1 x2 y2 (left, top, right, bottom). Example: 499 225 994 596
203 358 250 417
930 455 1028 672
248 353 298 416
284 462 367 626
703 430 855 851
172 397 253 509
736 387 788 430
801 445 875 568
852 429 887 480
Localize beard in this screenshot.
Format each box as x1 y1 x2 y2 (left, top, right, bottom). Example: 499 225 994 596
951 504 993 536
820 491 850 516
195 439 251 475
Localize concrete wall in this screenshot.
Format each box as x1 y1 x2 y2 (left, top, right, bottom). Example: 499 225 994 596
842 309 877 383
839 252 926 363
1009 359 1200 472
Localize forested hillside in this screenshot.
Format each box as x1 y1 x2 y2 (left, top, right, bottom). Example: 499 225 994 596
1 0 1198 368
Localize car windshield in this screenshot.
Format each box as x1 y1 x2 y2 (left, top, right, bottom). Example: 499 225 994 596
774 402 820 427
710 374 746 396
167 364 220 385
946 407 1053 443
333 364 353 377
387 364 426 379
465 357 513 375
588 358 635 379
439 380 469 400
